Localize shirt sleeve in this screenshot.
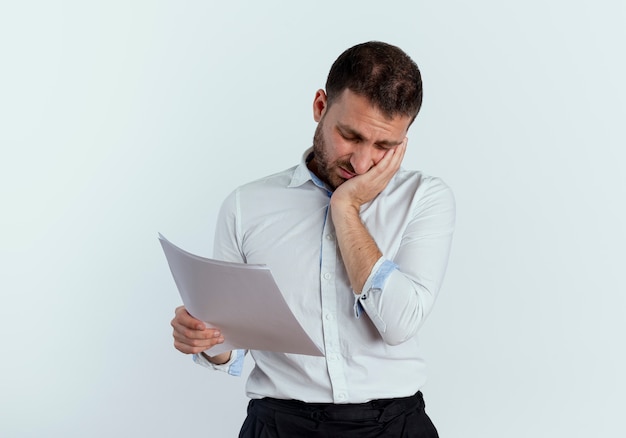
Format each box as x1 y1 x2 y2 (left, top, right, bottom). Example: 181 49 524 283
213 188 246 263
354 177 456 345
192 349 246 376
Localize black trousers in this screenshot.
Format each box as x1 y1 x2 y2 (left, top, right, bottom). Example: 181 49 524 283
239 391 439 437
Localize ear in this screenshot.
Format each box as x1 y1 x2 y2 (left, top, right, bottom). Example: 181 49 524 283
312 89 327 122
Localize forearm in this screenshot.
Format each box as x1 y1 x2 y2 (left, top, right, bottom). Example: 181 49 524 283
354 177 456 344
331 202 436 344
330 201 381 293
327 141 407 292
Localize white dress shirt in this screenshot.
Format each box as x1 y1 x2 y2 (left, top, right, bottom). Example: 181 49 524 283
194 148 455 404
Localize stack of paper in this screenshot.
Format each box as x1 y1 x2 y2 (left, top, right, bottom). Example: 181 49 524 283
159 233 323 357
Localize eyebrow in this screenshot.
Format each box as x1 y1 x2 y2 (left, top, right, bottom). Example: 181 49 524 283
336 123 403 147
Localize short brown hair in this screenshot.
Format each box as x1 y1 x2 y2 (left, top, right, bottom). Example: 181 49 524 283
325 41 423 122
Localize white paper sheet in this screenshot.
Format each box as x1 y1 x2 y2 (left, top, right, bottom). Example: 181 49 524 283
159 233 323 357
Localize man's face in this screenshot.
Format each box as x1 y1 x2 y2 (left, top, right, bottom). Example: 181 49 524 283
310 89 412 190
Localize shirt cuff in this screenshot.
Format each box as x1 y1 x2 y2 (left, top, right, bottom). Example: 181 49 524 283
192 349 245 376
353 258 398 318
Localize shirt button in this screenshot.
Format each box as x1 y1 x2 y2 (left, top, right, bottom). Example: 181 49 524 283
326 234 334 240
337 393 347 400
325 313 334 321
324 272 332 280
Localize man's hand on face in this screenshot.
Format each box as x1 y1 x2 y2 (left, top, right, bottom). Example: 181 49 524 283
331 138 407 211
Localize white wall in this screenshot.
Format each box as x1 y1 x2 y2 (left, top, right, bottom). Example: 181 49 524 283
1 1 624 437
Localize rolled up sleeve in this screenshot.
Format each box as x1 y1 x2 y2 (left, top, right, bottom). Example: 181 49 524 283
355 178 456 345
192 349 246 376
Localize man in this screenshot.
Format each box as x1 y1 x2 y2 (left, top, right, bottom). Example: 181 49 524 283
171 41 455 437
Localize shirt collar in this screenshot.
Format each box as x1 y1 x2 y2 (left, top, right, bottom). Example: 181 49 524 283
288 147 333 196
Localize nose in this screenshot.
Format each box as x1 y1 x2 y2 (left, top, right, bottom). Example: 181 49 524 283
350 145 380 175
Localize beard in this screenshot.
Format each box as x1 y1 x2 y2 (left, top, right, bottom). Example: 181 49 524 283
312 118 354 190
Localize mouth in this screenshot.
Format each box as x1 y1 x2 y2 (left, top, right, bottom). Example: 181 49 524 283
338 166 356 179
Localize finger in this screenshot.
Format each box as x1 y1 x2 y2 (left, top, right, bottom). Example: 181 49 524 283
173 324 225 354
171 307 225 345
173 336 224 355
366 149 395 177
173 328 224 345
371 145 402 179
173 306 206 330
396 137 408 161
384 139 406 173
172 317 223 340
378 138 406 170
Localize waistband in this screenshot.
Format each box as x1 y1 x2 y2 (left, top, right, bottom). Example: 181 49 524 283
250 391 425 423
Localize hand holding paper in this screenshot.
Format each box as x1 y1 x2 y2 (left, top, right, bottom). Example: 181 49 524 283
171 305 230 363
159 234 323 357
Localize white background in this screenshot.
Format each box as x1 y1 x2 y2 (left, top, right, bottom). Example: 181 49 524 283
1 1 625 437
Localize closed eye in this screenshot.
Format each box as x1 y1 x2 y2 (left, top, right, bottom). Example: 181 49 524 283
339 131 362 143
